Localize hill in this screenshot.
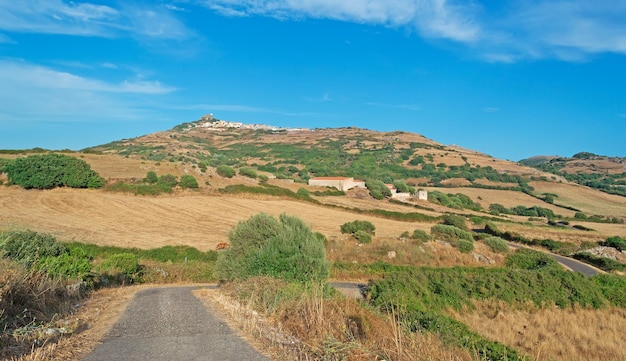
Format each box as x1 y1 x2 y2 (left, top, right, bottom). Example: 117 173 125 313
520 152 626 197
1 115 623 255
83 115 554 187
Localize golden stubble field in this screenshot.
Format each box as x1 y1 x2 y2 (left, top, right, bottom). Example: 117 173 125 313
0 187 424 251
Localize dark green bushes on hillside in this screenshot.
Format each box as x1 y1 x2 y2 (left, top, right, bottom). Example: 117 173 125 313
2 154 104 189
214 213 329 283
429 191 481 211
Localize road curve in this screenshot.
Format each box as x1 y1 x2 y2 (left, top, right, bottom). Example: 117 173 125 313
82 286 268 361
507 242 601 276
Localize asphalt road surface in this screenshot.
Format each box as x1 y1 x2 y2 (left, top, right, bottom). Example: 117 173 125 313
506 242 601 276
82 286 269 361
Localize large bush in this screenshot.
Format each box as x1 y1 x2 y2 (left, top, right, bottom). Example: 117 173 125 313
340 220 376 236
0 230 68 268
217 165 236 178
442 214 468 231
180 174 199 189
214 213 329 283
430 224 473 243
239 167 258 179
3 153 104 189
365 179 392 200
483 236 509 253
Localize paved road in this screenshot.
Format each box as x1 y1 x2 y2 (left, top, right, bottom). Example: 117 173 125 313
83 286 269 361
507 242 601 276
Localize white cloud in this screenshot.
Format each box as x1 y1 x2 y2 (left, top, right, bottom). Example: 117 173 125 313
0 60 176 123
202 1 626 61
0 0 193 40
203 0 481 42
0 61 175 94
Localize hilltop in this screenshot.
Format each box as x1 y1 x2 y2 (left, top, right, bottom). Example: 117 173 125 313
84 115 552 186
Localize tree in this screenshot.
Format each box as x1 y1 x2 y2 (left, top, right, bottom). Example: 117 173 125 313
3 153 104 189
214 213 329 283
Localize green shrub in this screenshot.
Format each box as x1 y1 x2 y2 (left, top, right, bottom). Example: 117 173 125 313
37 248 92 280
442 214 468 231
214 213 329 283
145 171 158 184
99 253 140 282
3 153 104 189
180 174 199 189
430 224 473 244
259 174 269 182
239 167 257 179
340 220 376 236
483 236 509 253
602 236 626 251
296 187 310 198
506 249 561 271
411 229 431 242
217 165 235 178
457 239 474 253
573 253 626 272
198 161 208 173
365 179 391 200
159 174 178 187
354 230 372 244
0 230 68 268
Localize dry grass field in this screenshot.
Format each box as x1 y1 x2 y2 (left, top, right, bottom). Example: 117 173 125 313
450 301 626 361
0 187 431 252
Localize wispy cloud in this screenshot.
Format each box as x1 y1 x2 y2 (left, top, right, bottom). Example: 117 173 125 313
203 0 481 43
0 61 175 94
619 114 626 118
366 102 421 111
0 0 194 40
0 60 176 123
202 0 626 62
482 107 499 113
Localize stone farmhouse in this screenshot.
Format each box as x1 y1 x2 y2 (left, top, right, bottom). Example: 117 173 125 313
308 177 366 191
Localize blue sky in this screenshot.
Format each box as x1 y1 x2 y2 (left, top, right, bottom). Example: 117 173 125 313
1 0 625 161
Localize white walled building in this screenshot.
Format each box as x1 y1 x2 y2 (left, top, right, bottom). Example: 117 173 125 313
308 177 366 191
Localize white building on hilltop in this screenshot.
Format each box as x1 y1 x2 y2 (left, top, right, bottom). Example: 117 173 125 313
308 177 366 192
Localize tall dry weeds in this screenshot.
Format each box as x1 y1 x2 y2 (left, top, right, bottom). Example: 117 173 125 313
199 277 472 361
0 259 84 360
449 300 626 361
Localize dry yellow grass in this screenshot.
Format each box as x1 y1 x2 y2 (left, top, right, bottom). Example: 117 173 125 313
449 300 626 361
195 278 473 361
0 187 435 251
530 181 626 218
